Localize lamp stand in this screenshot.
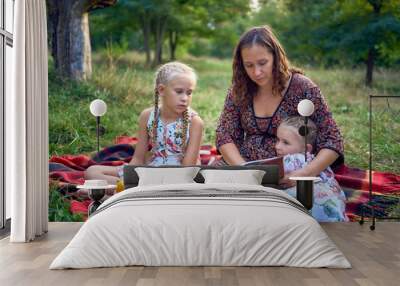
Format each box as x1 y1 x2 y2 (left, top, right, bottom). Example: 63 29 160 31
290 177 318 211
298 116 309 163
296 180 314 210
304 117 308 162
88 188 105 216
96 116 100 153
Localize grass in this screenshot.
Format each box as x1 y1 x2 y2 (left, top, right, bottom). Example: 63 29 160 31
49 52 400 221
306 67 400 171
48 183 84 222
50 52 400 173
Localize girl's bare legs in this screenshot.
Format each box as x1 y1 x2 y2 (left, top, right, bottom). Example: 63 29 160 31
84 165 120 196
85 165 120 184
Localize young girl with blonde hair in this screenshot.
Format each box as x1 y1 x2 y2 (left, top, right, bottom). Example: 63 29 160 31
276 116 348 222
85 61 204 186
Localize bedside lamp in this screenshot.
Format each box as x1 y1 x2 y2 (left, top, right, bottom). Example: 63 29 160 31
297 99 314 162
290 99 318 211
90 99 107 153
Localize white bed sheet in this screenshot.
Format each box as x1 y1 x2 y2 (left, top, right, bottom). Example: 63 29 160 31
50 183 351 269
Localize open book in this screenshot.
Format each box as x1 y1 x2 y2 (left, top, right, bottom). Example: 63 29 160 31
241 156 284 178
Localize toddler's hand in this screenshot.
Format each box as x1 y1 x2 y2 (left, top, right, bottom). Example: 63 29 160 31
279 168 309 189
279 176 296 189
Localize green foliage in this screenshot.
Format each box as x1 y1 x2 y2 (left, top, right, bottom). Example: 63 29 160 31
48 63 113 155
48 184 83 222
90 1 139 51
90 0 251 60
252 0 400 69
48 54 400 221
88 0 400 69
388 200 400 218
305 67 400 171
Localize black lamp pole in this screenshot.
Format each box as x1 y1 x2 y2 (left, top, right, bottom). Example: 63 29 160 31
296 116 314 210
96 116 100 153
298 116 309 163
90 99 107 154
293 99 316 211
304 116 308 162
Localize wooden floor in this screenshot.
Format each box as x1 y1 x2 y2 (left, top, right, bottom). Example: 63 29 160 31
0 222 399 286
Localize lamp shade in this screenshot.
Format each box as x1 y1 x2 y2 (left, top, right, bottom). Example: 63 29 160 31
90 99 107 117
297 99 315 117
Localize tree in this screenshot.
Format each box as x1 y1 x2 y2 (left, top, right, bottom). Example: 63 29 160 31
47 0 117 81
90 0 250 65
315 0 400 86
262 0 400 86
165 0 251 60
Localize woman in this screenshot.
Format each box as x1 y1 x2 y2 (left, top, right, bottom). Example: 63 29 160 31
215 26 344 188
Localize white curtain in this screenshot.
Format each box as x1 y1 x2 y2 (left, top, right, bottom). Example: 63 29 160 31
8 0 48 242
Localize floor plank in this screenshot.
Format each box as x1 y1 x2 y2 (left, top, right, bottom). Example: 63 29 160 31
0 222 398 286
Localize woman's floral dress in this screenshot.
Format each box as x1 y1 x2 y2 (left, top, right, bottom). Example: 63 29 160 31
216 73 344 166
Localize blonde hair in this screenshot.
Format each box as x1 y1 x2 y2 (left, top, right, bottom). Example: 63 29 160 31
280 116 317 145
152 61 197 151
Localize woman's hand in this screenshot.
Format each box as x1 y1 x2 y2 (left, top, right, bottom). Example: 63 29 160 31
279 168 310 189
219 143 246 165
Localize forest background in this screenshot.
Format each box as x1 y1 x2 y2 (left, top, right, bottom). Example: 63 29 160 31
47 0 400 173
46 0 400 221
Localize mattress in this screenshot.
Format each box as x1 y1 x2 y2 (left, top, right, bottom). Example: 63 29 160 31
50 183 351 269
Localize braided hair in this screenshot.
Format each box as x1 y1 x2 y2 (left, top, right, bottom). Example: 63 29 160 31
152 62 197 151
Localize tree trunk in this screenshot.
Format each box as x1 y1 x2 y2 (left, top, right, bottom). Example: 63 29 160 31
70 11 92 80
365 47 375 87
46 0 116 81
141 14 152 66
152 16 168 67
364 0 382 87
47 0 59 70
46 1 90 80
169 30 178 61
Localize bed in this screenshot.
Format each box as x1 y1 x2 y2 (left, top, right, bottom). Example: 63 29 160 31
50 165 351 269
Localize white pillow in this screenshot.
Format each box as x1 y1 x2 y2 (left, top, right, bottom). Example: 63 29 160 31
136 167 201 186
200 169 266 185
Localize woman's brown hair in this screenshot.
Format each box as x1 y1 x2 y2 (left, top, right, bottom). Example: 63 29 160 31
232 25 301 105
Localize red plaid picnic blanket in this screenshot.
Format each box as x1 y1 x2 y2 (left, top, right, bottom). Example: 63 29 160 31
49 136 400 221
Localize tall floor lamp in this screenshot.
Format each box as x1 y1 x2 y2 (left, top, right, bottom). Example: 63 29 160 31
359 95 400 230
90 99 107 153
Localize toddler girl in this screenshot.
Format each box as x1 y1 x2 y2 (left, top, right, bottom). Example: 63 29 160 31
276 116 348 222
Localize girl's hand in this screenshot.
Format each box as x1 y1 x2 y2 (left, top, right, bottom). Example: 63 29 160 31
279 168 310 189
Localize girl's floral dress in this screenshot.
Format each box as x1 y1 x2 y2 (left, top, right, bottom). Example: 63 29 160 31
147 108 197 166
283 153 348 222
